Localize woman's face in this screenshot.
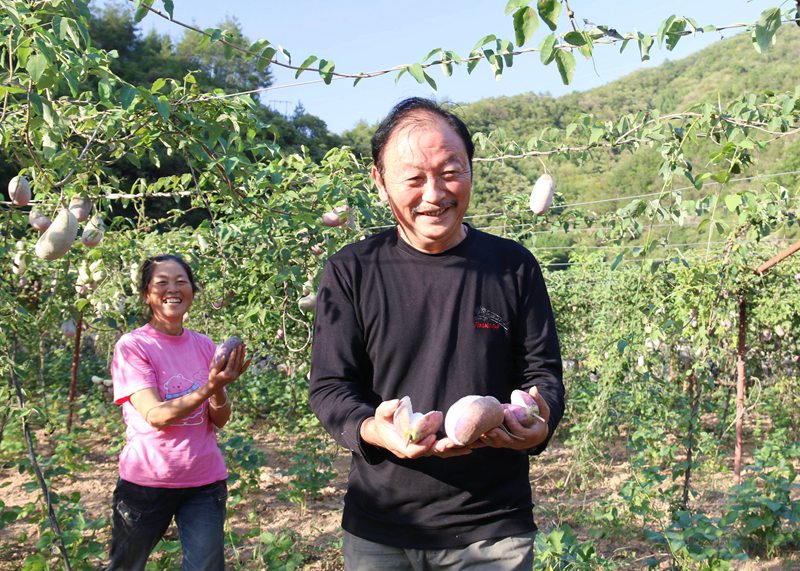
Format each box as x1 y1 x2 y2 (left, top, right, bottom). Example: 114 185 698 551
143 260 194 324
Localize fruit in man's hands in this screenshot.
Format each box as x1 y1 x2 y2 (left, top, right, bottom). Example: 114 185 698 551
35 208 78 260
392 396 443 444
529 174 555 215
212 335 243 367
444 395 505 446
9 175 31 206
29 209 52 232
68 197 92 222
504 389 545 427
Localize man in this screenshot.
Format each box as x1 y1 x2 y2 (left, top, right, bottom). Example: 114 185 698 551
309 97 564 570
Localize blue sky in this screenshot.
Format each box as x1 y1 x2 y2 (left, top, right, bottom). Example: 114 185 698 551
125 0 781 133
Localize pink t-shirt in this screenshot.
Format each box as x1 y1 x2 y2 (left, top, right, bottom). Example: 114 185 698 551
111 324 228 487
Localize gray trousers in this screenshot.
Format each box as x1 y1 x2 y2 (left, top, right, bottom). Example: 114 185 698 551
343 530 535 571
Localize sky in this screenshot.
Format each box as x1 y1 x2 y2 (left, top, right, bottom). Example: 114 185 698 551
124 0 781 134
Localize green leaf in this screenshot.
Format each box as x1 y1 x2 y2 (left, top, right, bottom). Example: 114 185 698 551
26 54 47 83
120 85 138 109
616 338 628 354
752 7 781 53
554 49 575 84
505 0 529 16
58 17 83 49
513 7 538 46
539 33 557 64
98 77 112 101
318 59 335 84
564 31 592 59
657 15 676 48
422 47 442 62
407 63 425 84
133 0 152 23
0 85 26 96
423 70 437 91
637 32 654 61
472 34 497 51
611 249 626 271
295 55 318 79
150 77 166 93
537 0 561 31
154 95 171 120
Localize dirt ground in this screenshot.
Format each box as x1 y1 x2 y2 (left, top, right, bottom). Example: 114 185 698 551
1 422 798 570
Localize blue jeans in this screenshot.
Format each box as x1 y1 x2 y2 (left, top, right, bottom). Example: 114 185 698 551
343 530 536 570
104 478 227 571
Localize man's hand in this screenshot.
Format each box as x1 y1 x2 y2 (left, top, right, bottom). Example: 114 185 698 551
474 386 550 450
361 399 444 459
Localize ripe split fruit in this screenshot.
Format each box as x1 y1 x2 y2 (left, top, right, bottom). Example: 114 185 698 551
503 389 545 427
529 173 555 215
392 396 443 444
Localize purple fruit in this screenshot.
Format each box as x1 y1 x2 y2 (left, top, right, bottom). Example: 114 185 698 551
444 395 505 446
212 335 243 367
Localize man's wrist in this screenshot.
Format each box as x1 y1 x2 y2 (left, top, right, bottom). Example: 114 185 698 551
359 416 377 447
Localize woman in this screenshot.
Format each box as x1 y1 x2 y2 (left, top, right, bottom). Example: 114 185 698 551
105 254 248 571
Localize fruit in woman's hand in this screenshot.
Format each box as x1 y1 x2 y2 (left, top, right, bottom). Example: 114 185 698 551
444 395 505 446
212 335 243 367
529 173 555 215
29 209 52 232
392 396 443 444
35 208 78 260
81 215 105 248
68 197 92 222
8 175 31 206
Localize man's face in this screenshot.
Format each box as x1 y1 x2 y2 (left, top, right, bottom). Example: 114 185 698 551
372 113 472 254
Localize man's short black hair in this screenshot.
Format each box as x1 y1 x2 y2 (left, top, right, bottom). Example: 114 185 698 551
371 97 474 176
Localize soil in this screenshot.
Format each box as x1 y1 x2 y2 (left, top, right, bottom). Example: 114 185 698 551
0 420 798 570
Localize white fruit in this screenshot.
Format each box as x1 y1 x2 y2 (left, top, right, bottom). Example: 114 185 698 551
68 197 92 222
8 175 31 207
29 209 52 232
298 293 317 312
61 318 77 339
12 251 26 276
529 174 555 215
35 208 79 260
81 215 105 248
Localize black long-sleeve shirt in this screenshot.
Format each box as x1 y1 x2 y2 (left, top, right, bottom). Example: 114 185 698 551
309 226 564 549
